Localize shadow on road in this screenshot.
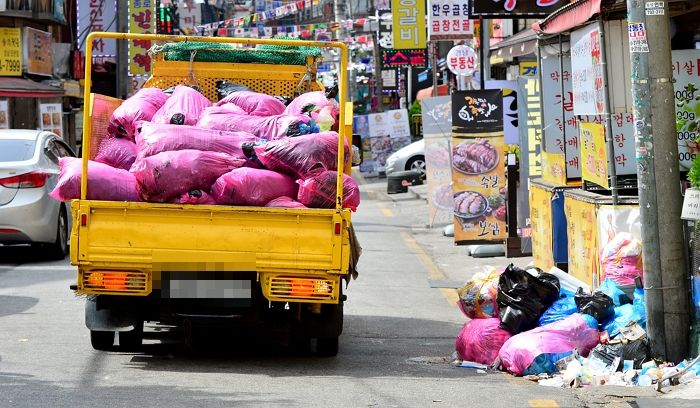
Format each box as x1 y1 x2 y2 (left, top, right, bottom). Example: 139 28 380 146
0 295 39 318
0 245 67 265
89 315 474 380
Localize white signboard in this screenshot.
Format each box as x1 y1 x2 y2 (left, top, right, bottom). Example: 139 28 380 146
672 49 700 171
571 22 606 116
382 69 397 88
428 0 472 40
682 188 700 221
39 103 63 137
446 45 477 76
0 100 8 129
78 0 117 56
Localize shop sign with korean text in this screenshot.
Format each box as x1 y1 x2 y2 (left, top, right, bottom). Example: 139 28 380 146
541 152 566 186
565 195 599 288
78 0 117 56
451 90 506 244
529 184 554 270
571 22 606 116
22 28 52 77
428 0 473 40
0 28 22 76
382 49 426 67
471 0 565 17
672 49 700 171
391 0 427 49
446 45 477 76
366 109 413 173
421 96 454 227
579 121 609 188
39 103 63 137
378 10 394 49
519 61 537 77
128 0 156 77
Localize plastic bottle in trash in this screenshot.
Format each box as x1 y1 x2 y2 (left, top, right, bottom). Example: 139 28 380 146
637 374 653 386
679 371 697 384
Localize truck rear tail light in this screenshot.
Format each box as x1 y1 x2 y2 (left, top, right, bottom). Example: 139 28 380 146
83 271 148 293
266 276 337 302
0 172 49 188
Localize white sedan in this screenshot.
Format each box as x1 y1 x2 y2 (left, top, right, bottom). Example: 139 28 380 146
384 139 425 177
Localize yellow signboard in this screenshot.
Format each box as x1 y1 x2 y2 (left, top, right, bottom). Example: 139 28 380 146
0 28 22 76
519 61 538 77
451 136 507 243
128 1 155 77
580 122 609 188
530 183 554 271
542 152 567 186
391 0 427 50
565 195 599 288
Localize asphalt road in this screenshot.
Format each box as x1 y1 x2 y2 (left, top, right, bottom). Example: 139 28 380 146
0 182 689 408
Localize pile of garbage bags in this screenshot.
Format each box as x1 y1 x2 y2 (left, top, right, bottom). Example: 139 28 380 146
50 85 360 211
454 264 698 389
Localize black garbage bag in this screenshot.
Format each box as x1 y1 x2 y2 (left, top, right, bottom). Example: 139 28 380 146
586 338 650 371
497 264 561 334
216 80 252 101
575 288 615 322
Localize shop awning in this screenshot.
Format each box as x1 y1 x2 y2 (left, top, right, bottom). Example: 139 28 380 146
0 77 65 98
416 84 448 100
532 0 602 35
489 28 539 59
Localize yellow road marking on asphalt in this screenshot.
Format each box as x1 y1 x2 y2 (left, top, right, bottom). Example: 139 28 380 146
528 400 559 408
377 202 394 217
400 231 459 306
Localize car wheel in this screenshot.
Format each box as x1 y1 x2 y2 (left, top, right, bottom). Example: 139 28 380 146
406 155 426 178
49 207 68 259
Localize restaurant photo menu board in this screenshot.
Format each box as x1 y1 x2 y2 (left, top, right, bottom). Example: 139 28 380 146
451 90 507 244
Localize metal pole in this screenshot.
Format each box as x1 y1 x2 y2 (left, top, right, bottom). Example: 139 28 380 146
598 18 619 204
558 35 568 178
627 0 689 361
479 18 487 90
116 1 129 98
407 65 413 107
431 41 439 97
536 40 547 153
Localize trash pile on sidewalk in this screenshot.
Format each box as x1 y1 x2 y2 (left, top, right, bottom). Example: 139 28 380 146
453 264 700 389
50 85 361 211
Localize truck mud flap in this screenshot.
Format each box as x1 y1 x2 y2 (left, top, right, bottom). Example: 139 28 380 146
85 297 140 332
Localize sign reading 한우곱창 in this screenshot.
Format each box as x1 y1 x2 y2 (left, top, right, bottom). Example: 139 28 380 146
451 90 507 244
128 0 156 78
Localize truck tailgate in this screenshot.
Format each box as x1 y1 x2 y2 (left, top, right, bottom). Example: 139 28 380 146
71 200 350 274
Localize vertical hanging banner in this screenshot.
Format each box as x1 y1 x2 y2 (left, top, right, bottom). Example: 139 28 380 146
571 22 606 116
451 90 507 244
421 96 454 227
392 0 427 49
672 49 700 171
579 121 609 188
378 10 394 50
428 0 473 40
128 0 156 80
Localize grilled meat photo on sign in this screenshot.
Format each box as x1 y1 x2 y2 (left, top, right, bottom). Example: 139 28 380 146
454 191 487 218
453 139 499 174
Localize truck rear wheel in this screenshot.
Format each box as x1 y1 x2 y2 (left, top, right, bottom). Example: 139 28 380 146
90 330 114 351
119 321 144 350
316 336 339 357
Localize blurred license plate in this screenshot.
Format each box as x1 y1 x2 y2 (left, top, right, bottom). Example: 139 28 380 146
163 278 252 299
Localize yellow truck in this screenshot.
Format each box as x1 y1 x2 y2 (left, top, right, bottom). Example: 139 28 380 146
70 33 359 356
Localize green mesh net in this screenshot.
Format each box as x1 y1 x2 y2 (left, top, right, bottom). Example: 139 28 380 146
156 39 322 66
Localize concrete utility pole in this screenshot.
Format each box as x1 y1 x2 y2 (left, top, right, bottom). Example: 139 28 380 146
626 0 689 362
116 2 129 98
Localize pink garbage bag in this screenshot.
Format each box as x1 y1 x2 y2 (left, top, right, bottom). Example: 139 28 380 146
297 170 360 211
134 122 257 161
151 85 212 126
498 314 600 376
49 157 139 202
171 190 217 205
197 108 311 139
94 137 137 170
455 318 512 365
253 131 349 179
600 232 644 286
210 167 298 206
265 196 307 209
131 150 245 202
285 91 340 117
216 90 286 116
108 87 168 140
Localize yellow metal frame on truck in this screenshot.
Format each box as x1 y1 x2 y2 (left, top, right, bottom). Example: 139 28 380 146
73 33 353 304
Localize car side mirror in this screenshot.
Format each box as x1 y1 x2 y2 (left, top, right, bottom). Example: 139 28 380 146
351 134 363 166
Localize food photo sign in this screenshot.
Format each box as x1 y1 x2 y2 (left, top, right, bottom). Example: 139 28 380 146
451 90 507 244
